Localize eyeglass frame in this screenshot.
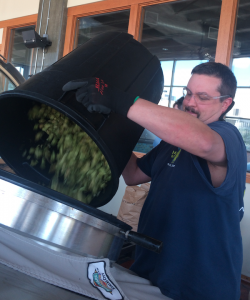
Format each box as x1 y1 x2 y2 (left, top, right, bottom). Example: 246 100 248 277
183 87 231 102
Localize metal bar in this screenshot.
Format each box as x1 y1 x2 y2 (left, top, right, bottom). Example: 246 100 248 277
34 0 45 75
168 60 176 107
44 0 51 35
40 0 52 72
226 116 250 121
235 86 250 89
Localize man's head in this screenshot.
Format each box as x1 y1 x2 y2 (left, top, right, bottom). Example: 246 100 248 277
183 62 237 124
192 62 237 100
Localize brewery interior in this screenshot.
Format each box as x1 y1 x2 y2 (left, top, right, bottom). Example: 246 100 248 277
0 0 250 299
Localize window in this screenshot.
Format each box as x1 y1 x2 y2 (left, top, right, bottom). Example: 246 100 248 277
8 25 35 80
134 0 222 153
74 10 130 48
140 0 221 61
0 70 16 93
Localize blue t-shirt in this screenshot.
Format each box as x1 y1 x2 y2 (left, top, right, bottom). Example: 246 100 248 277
130 121 247 300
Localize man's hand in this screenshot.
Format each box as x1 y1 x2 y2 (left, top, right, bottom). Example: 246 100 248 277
62 77 138 117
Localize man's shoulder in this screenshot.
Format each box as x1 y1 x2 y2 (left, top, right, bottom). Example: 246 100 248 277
208 120 236 129
208 120 247 172
208 120 243 138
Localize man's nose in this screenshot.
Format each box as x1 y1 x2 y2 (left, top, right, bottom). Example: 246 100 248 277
186 94 197 106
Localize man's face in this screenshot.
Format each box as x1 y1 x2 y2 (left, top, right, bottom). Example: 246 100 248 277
182 74 232 124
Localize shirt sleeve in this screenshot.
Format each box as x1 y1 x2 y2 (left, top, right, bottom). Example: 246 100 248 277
192 121 247 194
209 121 247 178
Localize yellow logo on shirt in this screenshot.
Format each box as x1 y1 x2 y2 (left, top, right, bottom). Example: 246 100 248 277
168 148 182 167
171 151 177 158
171 148 181 163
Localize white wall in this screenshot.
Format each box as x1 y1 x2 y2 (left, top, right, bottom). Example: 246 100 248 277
0 0 39 21
68 0 103 8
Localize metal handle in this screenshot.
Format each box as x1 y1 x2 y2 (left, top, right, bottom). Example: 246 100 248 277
120 230 162 254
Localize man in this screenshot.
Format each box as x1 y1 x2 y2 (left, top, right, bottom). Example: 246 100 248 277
173 96 184 110
63 62 246 300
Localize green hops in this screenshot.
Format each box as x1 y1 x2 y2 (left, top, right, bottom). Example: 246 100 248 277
23 104 111 205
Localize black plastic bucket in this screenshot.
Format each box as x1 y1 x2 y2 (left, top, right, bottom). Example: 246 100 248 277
0 32 163 208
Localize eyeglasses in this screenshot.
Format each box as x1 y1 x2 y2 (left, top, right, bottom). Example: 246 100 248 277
183 87 231 102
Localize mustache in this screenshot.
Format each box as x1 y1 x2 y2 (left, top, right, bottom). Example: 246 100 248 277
185 106 200 118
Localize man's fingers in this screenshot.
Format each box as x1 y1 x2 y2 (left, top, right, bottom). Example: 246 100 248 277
62 80 88 92
87 104 111 114
80 95 90 107
76 87 88 102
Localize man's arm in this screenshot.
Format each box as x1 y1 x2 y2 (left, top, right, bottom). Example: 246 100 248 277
128 99 226 165
127 99 227 187
122 152 151 186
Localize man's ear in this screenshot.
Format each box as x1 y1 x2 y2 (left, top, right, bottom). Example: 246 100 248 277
219 98 235 121
221 97 233 114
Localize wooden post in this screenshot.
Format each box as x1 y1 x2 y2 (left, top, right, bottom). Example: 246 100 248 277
0 28 9 59
63 15 76 56
215 0 239 66
128 4 143 41
30 0 68 74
